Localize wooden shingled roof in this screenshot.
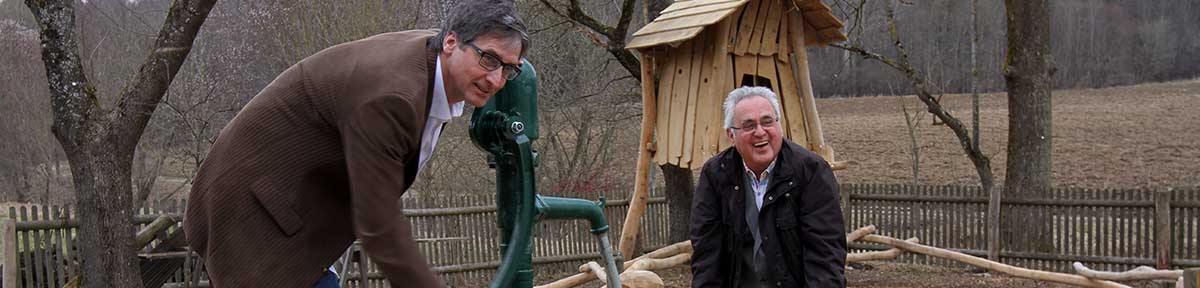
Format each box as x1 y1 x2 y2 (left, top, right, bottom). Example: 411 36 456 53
627 0 847 49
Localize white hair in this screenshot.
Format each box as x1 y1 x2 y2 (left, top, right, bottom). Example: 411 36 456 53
722 86 782 129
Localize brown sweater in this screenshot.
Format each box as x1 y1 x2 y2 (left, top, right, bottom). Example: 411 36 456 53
186 30 443 287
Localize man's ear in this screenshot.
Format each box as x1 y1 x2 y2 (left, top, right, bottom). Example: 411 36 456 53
443 32 459 55
726 129 735 143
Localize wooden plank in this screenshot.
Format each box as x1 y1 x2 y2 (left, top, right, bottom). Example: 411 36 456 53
708 17 737 158
1155 189 1171 269
657 0 746 22
691 28 720 167
777 57 806 144
660 0 743 14
633 9 736 37
756 0 784 56
680 35 706 168
31 206 48 288
745 0 772 56
62 204 76 280
654 52 677 166
627 27 704 50
3 217 16 288
755 56 779 100
732 0 760 55
50 205 63 287
668 40 697 165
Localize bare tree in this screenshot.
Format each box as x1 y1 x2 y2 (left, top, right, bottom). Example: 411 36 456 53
23 0 216 287
533 0 701 252
1003 0 1055 253
830 0 1002 258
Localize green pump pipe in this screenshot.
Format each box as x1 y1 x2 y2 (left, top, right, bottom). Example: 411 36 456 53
490 135 537 288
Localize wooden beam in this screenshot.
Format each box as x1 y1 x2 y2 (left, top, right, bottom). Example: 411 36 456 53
785 9 832 161
3 218 16 288
654 53 675 165
620 51 661 260
1155 189 1172 270
847 237 917 263
1072 262 1183 281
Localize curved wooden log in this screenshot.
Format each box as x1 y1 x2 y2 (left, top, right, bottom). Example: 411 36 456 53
535 273 593 288
628 253 691 271
846 225 876 243
583 261 609 284
630 240 691 264
847 237 916 263
861 234 1130 288
1072 262 1183 281
609 270 664 288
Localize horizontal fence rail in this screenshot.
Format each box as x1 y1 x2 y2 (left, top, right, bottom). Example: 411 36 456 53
843 183 1199 273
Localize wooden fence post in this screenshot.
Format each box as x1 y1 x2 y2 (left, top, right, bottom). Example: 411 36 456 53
1155 188 1171 270
3 218 16 288
987 185 1001 261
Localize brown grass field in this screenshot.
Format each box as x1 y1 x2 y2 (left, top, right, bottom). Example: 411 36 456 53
822 78 1200 189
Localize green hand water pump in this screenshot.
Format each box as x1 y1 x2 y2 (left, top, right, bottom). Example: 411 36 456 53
469 62 622 288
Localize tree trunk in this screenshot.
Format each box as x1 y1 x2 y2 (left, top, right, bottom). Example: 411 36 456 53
661 164 693 244
25 0 217 286
1003 0 1055 253
67 140 143 287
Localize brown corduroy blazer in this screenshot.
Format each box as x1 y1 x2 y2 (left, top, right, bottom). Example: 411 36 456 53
185 30 444 287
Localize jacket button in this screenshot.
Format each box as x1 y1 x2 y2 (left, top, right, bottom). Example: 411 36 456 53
785 193 790 197
768 196 774 201
734 186 739 190
788 181 794 186
776 281 783 286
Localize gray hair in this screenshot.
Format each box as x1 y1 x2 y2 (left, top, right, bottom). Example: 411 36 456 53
428 0 530 59
723 86 783 129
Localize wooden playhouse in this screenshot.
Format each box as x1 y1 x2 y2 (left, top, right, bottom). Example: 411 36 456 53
617 0 849 257
628 0 848 169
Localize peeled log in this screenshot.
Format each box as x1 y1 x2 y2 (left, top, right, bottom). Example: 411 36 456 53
582 262 608 284
628 253 691 271
847 237 916 263
846 225 876 243
606 270 664 288
861 234 1130 288
1072 262 1183 281
629 240 691 265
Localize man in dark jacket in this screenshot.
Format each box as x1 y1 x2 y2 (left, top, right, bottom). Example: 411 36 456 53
691 86 846 287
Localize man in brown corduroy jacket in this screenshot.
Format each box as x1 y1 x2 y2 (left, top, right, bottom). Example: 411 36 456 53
184 1 528 287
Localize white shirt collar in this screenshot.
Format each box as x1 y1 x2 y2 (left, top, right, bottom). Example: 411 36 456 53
432 57 464 121
743 159 777 182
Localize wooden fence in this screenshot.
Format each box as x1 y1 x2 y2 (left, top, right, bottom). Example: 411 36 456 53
6 184 1195 287
0 192 672 288
844 184 1200 273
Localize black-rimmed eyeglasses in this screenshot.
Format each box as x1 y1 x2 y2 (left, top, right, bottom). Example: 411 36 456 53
465 42 522 80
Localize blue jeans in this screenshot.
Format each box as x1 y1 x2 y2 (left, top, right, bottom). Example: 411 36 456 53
313 270 340 288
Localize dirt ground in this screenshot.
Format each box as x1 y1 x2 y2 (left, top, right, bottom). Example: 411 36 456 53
540 261 1167 288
